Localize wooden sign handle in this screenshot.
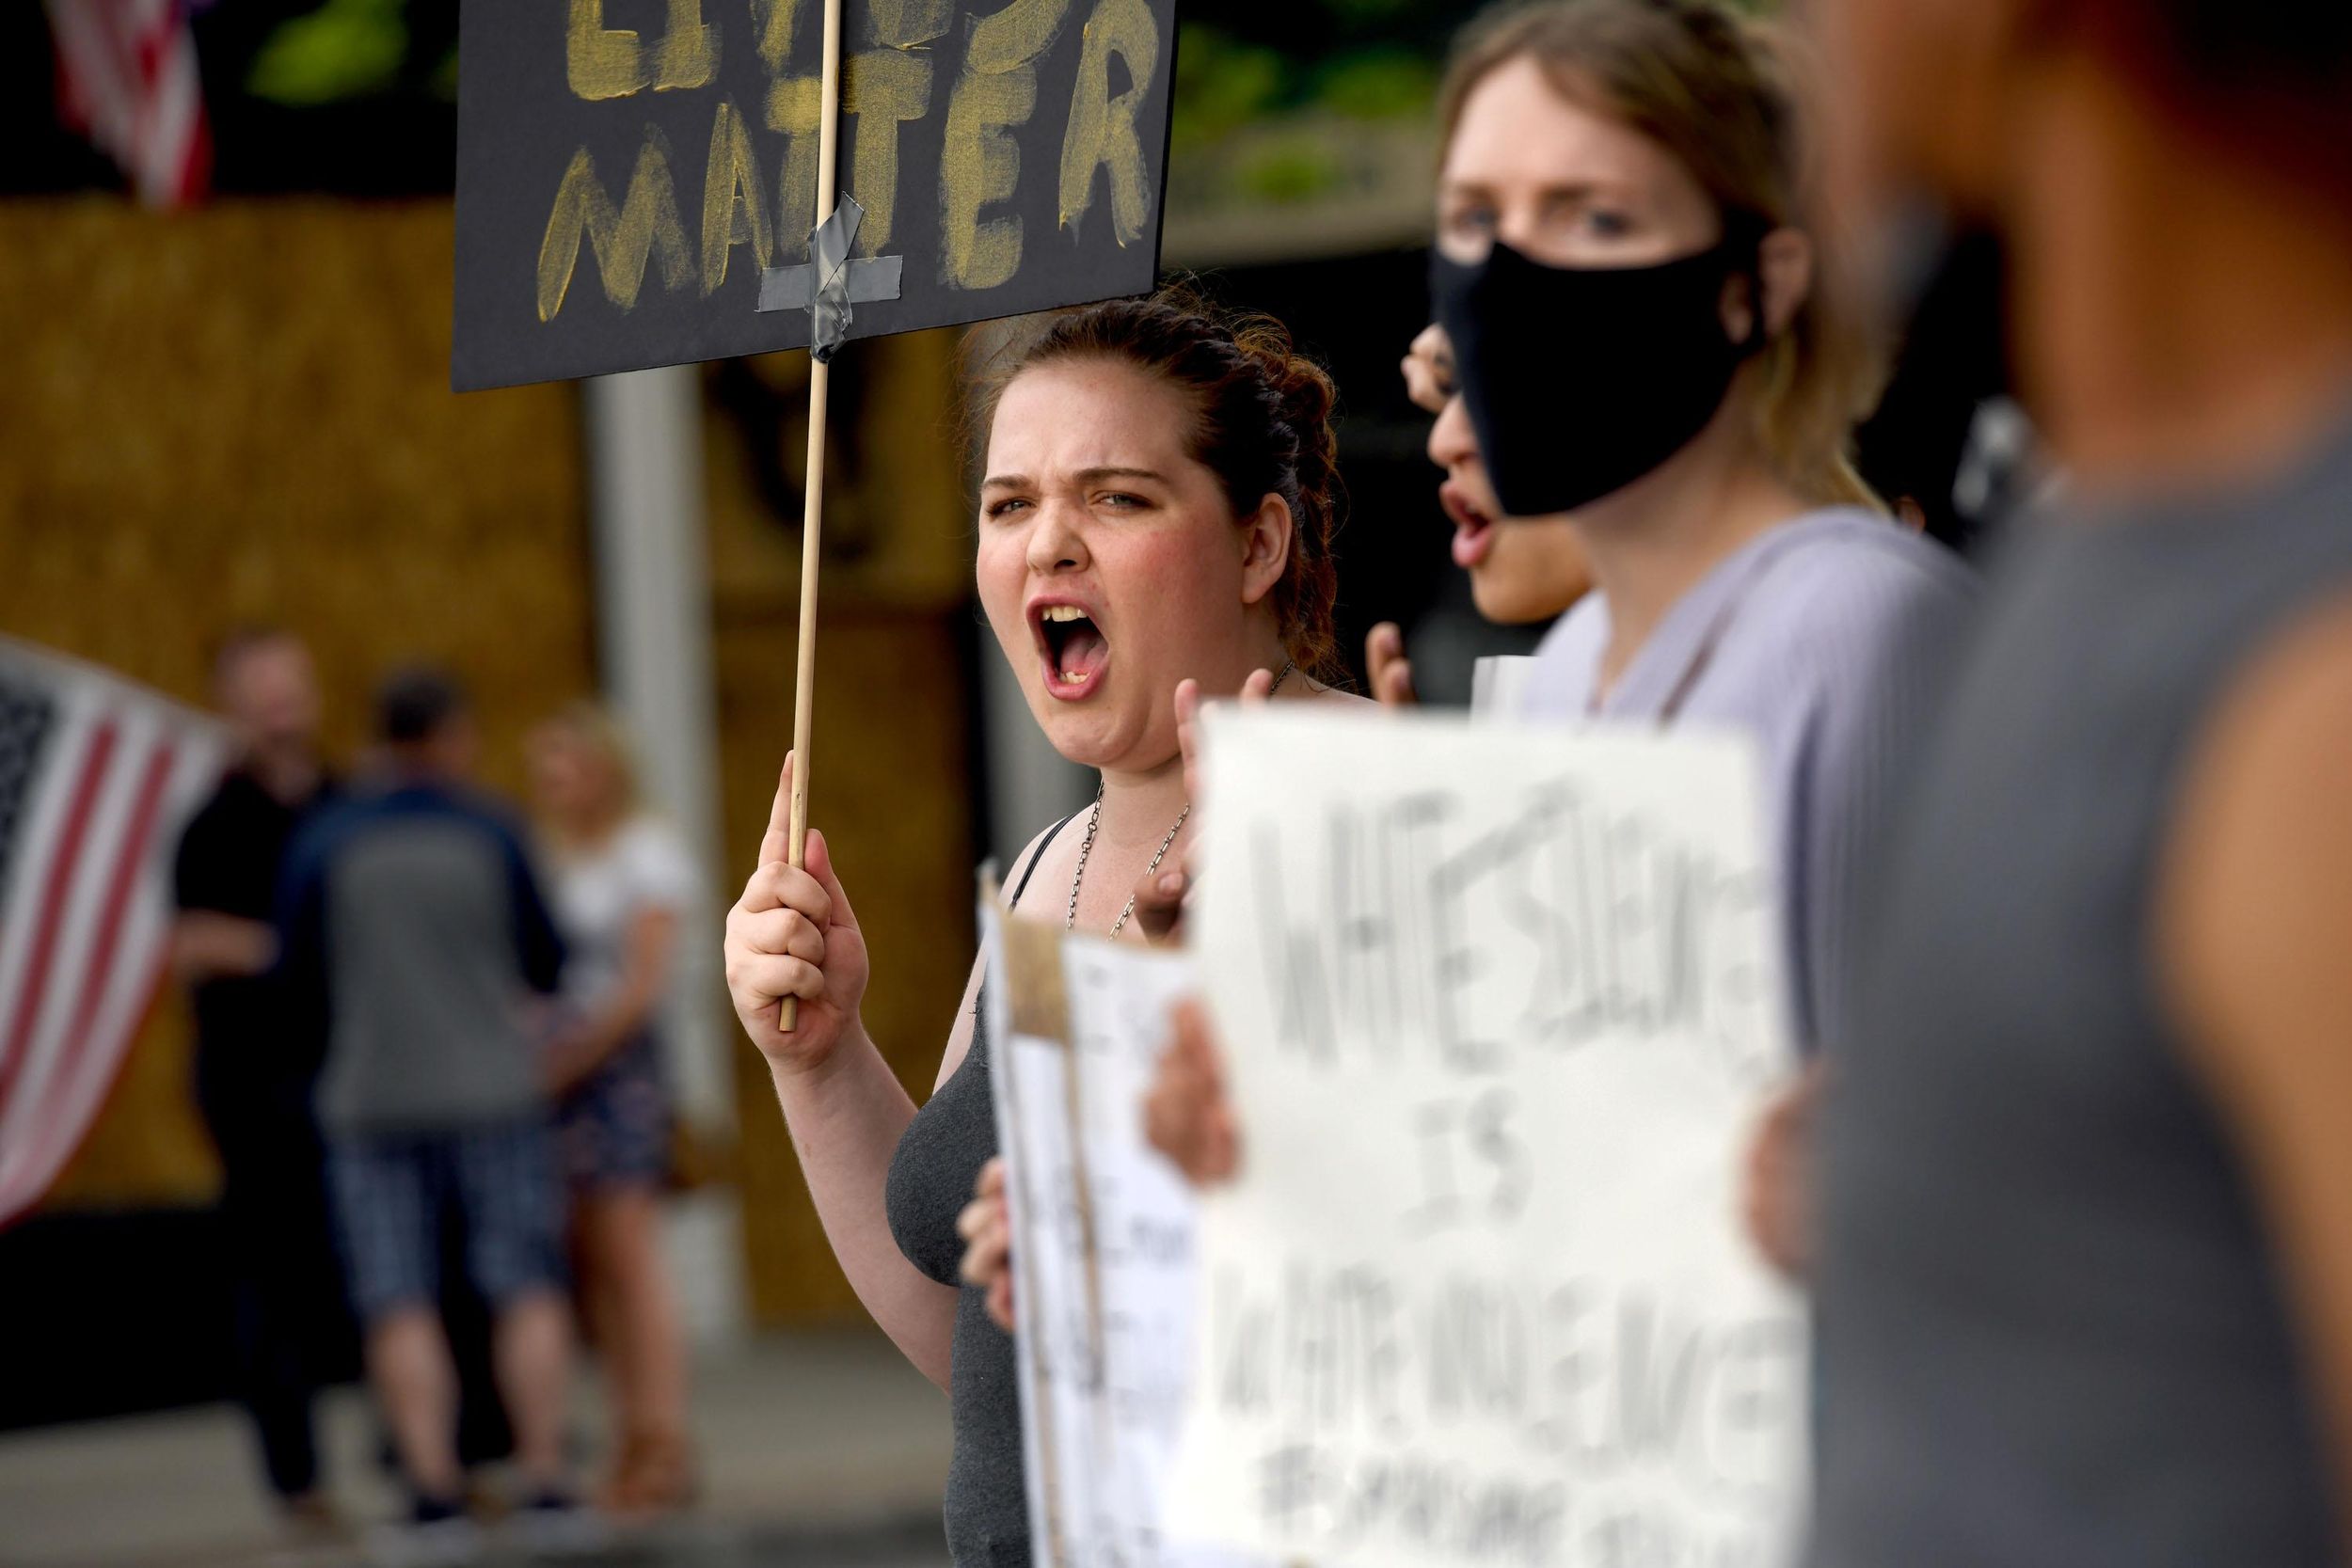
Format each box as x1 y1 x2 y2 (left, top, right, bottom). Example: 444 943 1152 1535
781 0 844 1035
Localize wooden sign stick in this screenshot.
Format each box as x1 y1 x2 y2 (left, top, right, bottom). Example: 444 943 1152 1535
781 0 845 1035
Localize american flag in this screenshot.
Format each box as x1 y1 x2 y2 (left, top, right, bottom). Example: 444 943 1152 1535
0 639 227 1227
46 0 213 209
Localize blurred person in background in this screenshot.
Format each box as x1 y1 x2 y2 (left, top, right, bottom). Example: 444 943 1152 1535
278 669 588 1558
171 626 345 1531
527 702 700 1517
1804 1 2352 1563
1363 322 1595 705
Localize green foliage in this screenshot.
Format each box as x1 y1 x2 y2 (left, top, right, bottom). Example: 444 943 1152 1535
246 0 408 107
1173 24 1290 145
1175 24 1440 151
1236 132 1345 203
427 42 460 103
1312 48 1438 120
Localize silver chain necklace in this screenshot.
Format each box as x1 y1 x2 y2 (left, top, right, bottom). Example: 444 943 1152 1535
1066 659 1295 936
1065 787 1187 938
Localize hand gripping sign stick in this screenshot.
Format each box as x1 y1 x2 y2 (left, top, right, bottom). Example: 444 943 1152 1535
776 0 840 1037
753 0 902 1033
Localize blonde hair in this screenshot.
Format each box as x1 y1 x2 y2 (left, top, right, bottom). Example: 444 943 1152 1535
1441 0 1887 511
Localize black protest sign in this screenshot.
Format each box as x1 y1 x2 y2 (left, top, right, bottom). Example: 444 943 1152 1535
453 0 1178 391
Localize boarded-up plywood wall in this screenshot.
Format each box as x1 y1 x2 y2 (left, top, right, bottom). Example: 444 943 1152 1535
0 196 983 1335
701 333 981 1326
1 198 984 1333
0 198 596 1208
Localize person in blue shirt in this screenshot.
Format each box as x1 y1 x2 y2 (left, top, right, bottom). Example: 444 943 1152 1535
278 668 587 1554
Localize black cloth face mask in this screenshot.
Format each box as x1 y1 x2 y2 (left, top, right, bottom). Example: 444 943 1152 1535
1431 230 1765 517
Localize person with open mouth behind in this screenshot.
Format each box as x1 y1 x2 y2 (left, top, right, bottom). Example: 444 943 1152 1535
720 287 1363 1568
1364 321 1598 705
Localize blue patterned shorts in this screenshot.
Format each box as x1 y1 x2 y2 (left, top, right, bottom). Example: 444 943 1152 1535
326 1117 567 1321
556 1034 672 1191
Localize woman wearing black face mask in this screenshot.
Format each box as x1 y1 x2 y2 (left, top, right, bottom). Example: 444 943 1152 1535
1430 0 1978 1063
1122 0 1977 1200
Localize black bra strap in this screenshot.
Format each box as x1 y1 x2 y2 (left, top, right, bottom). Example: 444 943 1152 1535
1005 810 1080 912
974 811 1083 1026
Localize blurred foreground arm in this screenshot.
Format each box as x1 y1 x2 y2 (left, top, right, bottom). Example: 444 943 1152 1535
2166 599 2352 1543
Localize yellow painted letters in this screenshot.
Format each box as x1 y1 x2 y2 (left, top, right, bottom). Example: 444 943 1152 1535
752 0 802 71
1058 0 1157 245
843 49 933 255
766 74 823 260
537 133 695 319
867 0 955 48
566 0 715 100
939 0 1074 290
701 100 772 293
653 0 718 89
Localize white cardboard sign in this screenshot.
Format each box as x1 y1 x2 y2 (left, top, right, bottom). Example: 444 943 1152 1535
986 907 1257 1568
1165 707 1809 1568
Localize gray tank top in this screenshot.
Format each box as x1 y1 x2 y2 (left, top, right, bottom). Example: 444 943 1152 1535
1816 415 2352 1567
884 818 1075 1568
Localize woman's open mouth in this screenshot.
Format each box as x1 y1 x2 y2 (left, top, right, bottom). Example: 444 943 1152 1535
1032 599 1111 700
1440 481 1500 570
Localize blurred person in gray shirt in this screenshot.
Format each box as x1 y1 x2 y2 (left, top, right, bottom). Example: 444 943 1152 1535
278 670 588 1552
1800 1 2352 1563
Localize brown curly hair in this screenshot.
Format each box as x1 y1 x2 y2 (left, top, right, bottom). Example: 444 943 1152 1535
963 285 1347 682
